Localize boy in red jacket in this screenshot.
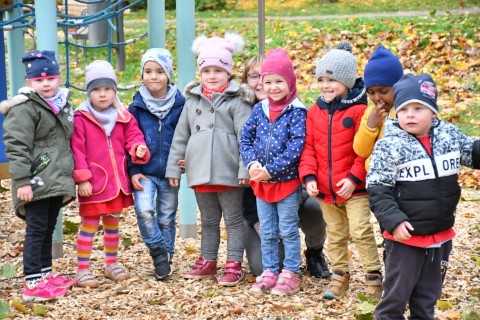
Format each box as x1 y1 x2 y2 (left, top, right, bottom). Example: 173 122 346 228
299 42 381 300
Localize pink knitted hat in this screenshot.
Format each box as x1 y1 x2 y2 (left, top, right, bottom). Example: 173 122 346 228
261 48 297 111
192 33 244 75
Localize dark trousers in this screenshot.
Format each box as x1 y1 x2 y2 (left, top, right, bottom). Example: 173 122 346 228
23 196 63 276
375 240 452 320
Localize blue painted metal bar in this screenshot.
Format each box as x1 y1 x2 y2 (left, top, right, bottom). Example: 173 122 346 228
0 11 9 179
176 0 197 238
147 0 165 48
34 0 64 259
6 1 25 97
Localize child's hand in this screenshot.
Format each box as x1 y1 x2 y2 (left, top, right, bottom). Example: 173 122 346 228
306 181 319 197
178 160 186 172
366 100 387 129
336 178 355 199
136 144 148 158
250 167 269 182
393 221 414 241
168 178 179 187
78 181 92 197
131 173 147 191
248 162 262 178
239 179 249 184
17 185 33 202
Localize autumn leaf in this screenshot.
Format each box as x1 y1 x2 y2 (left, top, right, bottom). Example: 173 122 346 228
437 300 453 310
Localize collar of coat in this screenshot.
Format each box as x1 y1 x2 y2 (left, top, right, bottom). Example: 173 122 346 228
0 87 72 115
183 80 255 105
316 77 368 111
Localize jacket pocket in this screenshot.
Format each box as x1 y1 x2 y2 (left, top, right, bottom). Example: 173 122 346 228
89 162 108 195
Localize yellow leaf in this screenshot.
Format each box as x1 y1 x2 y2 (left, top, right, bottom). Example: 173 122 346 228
12 299 29 313
436 300 453 310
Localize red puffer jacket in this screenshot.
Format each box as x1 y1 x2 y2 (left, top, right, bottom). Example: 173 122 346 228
299 78 368 204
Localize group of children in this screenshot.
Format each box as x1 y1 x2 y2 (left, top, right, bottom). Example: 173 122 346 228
3 31 478 319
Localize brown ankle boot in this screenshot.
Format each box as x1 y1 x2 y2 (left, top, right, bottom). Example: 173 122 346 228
365 272 383 299
323 269 350 300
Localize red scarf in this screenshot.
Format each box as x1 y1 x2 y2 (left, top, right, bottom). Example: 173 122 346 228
202 82 229 100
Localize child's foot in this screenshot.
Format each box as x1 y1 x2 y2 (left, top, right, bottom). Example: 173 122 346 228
364 272 383 299
183 256 217 279
23 280 68 301
250 270 279 293
149 246 173 280
44 273 75 288
323 269 350 300
75 269 100 288
105 262 130 283
218 261 244 286
271 270 300 296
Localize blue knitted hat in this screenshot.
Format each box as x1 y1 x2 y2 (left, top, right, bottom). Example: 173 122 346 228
364 46 403 89
394 73 438 114
21 50 60 80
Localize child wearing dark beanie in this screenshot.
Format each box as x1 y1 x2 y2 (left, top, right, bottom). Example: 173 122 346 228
240 48 307 295
353 46 403 169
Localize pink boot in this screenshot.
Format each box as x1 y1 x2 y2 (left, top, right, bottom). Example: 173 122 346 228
250 270 279 293
271 269 300 296
218 261 244 286
183 256 217 279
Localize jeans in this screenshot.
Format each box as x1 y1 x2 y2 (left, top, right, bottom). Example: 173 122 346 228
256 186 302 274
133 176 178 256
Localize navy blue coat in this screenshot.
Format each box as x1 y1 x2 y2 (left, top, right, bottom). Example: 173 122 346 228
128 89 185 178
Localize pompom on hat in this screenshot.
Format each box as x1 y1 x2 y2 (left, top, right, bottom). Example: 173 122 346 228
364 46 403 89
85 60 118 95
315 41 358 89
394 73 438 114
140 48 174 80
21 50 60 80
192 32 244 75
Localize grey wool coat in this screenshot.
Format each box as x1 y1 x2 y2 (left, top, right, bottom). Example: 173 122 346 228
0 87 76 219
165 80 255 187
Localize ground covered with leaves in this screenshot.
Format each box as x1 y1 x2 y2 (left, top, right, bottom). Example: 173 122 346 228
0 178 479 319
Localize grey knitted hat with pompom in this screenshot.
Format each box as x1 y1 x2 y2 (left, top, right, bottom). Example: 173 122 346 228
315 41 358 89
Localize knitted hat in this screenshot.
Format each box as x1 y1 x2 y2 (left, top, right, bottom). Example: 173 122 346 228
85 60 117 95
191 33 244 75
140 48 174 80
364 46 403 89
394 73 438 114
261 48 297 111
22 50 60 80
315 42 357 89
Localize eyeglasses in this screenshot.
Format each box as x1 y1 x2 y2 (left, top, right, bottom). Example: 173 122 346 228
247 73 261 81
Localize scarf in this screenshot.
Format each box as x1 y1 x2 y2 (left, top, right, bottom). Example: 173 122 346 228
202 81 229 100
80 99 118 136
42 87 69 115
139 83 177 132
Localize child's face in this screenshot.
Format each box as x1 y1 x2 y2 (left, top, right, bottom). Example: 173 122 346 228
201 66 229 90
397 103 436 137
89 86 116 112
263 74 289 102
29 77 60 99
367 86 394 111
246 65 266 101
318 77 349 102
142 61 169 99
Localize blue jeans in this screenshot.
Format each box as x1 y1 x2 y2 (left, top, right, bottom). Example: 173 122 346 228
133 176 178 256
256 186 302 274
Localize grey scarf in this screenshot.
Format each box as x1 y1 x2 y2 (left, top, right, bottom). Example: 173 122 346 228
140 83 177 131
78 99 118 136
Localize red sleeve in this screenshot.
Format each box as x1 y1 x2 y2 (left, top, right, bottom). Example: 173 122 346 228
71 116 92 184
299 105 319 183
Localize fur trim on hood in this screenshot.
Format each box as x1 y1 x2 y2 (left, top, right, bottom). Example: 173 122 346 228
183 80 255 105
0 87 35 114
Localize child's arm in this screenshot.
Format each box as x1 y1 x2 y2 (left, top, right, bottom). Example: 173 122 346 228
353 104 382 158
239 107 259 169
166 106 191 181
235 101 255 181
299 108 319 187
123 116 150 164
71 116 93 184
346 106 369 189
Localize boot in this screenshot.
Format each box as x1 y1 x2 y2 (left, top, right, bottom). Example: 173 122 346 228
218 261 244 286
365 272 383 300
183 256 217 279
149 246 172 279
305 248 331 279
323 269 350 300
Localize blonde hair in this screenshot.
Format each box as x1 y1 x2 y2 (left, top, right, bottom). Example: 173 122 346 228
242 54 265 84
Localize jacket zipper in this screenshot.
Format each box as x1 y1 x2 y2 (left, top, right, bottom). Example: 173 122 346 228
327 112 336 203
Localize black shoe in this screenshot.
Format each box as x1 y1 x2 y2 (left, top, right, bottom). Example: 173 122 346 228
149 246 173 280
305 248 331 279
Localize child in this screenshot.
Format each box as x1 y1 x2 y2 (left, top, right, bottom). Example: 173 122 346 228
240 48 307 295
367 73 480 319
241 54 330 280
71 60 150 288
1 50 76 300
128 48 185 279
299 42 382 300
165 33 254 286
353 46 403 169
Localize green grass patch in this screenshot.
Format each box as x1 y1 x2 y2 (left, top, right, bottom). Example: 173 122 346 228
449 101 480 137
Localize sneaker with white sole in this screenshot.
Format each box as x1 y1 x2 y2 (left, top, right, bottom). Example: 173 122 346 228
23 280 68 301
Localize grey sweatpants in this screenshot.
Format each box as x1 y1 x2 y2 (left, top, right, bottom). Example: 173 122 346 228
195 189 245 262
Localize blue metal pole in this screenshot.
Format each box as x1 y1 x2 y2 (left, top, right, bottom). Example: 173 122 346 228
176 0 197 238
34 0 64 259
0 12 9 179
147 0 165 48
6 1 25 97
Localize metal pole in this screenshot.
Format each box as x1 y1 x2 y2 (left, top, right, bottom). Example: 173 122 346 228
0 12 10 179
148 0 165 48
258 0 265 54
115 2 125 71
176 0 197 238
34 0 63 259
87 1 108 46
6 1 25 97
